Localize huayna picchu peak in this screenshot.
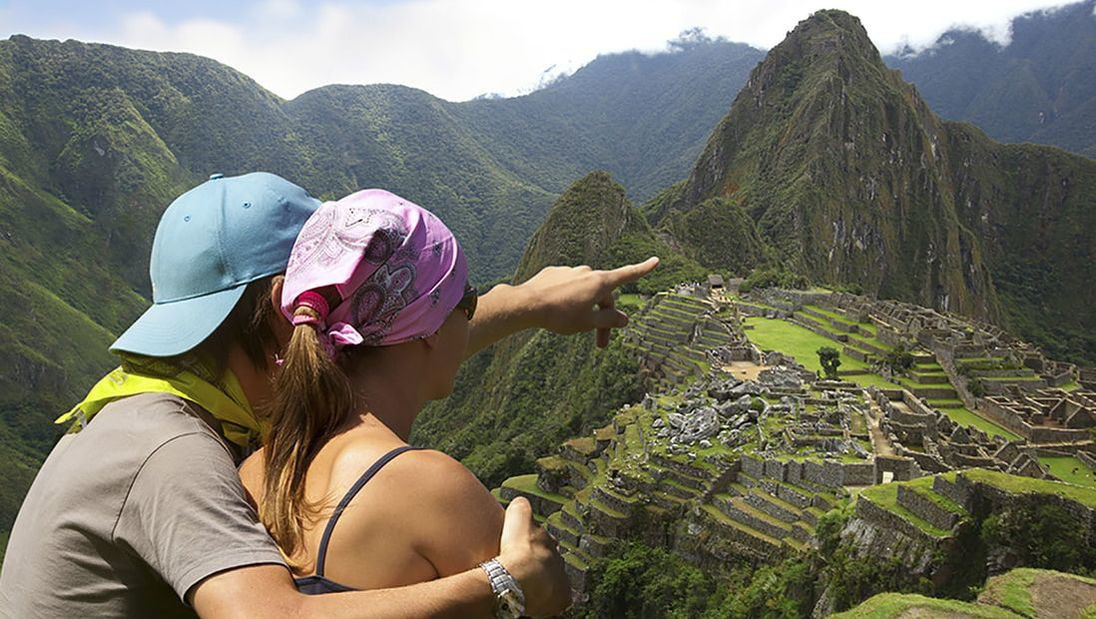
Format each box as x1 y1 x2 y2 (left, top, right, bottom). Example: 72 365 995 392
648 9 1096 366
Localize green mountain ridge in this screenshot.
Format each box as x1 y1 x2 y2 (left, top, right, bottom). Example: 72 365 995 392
3 5 1096 583
412 171 707 487
654 10 1096 364
0 34 760 543
886 0 1096 159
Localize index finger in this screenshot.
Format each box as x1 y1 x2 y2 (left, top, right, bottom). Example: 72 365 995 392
602 256 659 289
595 290 615 348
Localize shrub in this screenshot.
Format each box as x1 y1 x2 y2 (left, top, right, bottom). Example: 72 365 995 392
818 346 842 380
981 499 1095 573
882 343 915 375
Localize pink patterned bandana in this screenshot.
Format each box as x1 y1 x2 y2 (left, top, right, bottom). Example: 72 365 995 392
281 189 468 351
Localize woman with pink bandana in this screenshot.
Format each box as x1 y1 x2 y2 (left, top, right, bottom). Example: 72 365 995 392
240 188 653 613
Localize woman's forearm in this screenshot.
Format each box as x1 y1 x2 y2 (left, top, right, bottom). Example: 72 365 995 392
301 568 495 618
465 283 539 358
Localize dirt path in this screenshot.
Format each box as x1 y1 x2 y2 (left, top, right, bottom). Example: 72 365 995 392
867 398 897 457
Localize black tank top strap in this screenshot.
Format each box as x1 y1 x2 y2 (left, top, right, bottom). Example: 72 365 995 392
313 445 424 578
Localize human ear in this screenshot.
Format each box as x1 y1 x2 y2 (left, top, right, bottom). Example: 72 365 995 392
421 331 441 350
268 276 293 346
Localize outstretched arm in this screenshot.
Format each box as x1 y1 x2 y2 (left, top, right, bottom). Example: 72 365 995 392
465 257 659 357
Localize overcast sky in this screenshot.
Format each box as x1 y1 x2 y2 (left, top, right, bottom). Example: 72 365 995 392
1 0 1088 101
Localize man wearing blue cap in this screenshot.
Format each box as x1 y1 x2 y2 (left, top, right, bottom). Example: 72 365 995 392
0 172 658 618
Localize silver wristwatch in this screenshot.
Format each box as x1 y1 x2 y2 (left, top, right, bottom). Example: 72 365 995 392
479 558 526 619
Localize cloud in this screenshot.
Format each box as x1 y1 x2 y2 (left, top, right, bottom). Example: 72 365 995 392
257 0 301 20
14 0 1085 101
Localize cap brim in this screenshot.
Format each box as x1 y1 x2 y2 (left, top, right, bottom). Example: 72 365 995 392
110 285 249 357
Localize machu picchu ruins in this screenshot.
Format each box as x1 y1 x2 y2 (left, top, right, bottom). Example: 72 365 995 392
493 283 1096 608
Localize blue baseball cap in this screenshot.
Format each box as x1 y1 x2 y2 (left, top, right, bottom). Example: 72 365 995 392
111 172 321 356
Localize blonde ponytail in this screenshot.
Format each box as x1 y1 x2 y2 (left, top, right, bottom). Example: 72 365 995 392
260 305 355 568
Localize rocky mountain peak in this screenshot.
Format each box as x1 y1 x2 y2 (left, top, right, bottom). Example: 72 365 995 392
514 171 639 281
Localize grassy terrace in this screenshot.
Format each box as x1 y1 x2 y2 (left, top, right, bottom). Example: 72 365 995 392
502 474 569 504
961 468 1096 508
908 477 967 515
858 481 953 538
938 405 1021 441
831 593 1020 618
742 317 900 389
1037 456 1096 489
700 504 784 547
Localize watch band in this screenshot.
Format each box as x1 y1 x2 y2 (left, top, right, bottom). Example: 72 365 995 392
480 559 526 619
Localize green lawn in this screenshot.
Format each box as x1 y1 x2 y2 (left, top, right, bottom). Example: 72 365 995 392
937 406 1021 441
1038 456 1096 489
743 317 900 389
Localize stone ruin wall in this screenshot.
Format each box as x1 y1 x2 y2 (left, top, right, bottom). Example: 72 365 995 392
741 453 879 488
980 397 1093 444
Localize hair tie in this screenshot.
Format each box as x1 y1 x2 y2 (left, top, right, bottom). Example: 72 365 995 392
292 291 330 329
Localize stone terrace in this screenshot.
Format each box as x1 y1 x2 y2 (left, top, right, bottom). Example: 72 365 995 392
982 387 1096 444
746 287 1094 448
851 469 1096 577
623 291 748 391
493 358 919 599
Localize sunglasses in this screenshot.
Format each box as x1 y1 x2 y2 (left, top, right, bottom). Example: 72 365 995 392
455 284 478 321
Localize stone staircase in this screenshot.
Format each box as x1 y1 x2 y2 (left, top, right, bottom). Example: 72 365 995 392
624 292 731 388
700 460 846 559
956 356 1049 394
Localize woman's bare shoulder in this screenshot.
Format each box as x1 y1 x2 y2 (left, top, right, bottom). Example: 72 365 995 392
350 447 504 576
238 447 266 501
369 448 486 498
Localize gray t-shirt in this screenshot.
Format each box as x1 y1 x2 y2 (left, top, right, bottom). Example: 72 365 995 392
0 393 287 618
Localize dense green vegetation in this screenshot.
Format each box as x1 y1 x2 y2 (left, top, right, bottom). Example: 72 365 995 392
886 1 1096 159
982 498 1095 575
578 481 1096 617
414 173 705 487
738 267 810 293
579 543 815 618
0 34 760 543
4 3 1096 578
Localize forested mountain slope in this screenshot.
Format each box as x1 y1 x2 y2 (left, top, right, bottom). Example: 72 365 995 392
886 0 1096 159
653 10 1096 365
0 34 761 544
3 4 1096 554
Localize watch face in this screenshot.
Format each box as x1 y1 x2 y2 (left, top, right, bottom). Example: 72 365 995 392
499 591 524 619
